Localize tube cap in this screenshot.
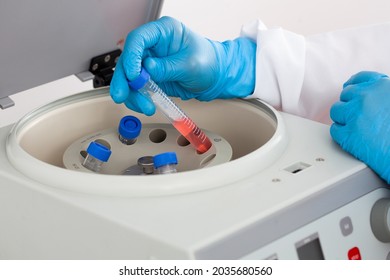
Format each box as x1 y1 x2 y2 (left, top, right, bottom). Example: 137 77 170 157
86 141 112 162
128 67 150 90
118 115 142 139
153 152 178 169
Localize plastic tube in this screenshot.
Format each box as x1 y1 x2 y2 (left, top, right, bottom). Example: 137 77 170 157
153 152 178 174
118 115 142 145
128 68 212 154
82 141 111 172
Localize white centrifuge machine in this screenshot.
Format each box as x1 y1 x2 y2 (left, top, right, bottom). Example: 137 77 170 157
1 0 390 260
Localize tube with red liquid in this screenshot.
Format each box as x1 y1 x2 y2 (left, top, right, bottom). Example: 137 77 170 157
128 68 212 154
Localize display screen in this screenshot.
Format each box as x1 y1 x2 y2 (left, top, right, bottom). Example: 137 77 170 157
296 234 325 260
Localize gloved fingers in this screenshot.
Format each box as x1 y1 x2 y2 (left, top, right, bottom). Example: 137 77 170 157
158 81 221 101
330 123 370 168
339 83 366 102
333 71 390 185
158 82 198 100
110 56 155 115
110 56 130 104
111 56 155 115
329 122 351 151
143 54 218 100
121 16 183 81
143 55 188 83
340 75 390 102
123 92 156 116
343 71 388 88
330 121 372 165
330 101 356 125
119 29 159 82
143 47 216 93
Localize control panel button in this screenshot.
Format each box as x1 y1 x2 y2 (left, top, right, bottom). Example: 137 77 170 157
348 247 361 260
370 198 390 242
340 216 353 236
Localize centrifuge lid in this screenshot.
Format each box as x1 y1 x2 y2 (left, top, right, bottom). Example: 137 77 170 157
0 0 163 101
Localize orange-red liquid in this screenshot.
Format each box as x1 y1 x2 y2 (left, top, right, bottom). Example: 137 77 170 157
173 118 212 154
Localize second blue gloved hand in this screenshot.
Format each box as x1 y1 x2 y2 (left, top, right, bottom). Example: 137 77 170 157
330 71 390 183
110 16 256 115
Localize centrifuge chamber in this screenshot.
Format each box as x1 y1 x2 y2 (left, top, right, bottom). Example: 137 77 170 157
5 88 286 197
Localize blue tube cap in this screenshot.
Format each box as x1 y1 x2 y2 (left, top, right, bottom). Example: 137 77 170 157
118 115 142 139
86 141 112 162
128 67 150 90
153 152 178 169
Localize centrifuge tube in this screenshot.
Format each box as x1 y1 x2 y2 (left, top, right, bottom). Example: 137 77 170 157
82 141 112 173
118 115 142 145
153 152 178 174
128 68 212 154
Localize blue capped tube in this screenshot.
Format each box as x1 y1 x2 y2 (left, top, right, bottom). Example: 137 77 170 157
82 141 112 173
118 115 142 145
153 152 178 174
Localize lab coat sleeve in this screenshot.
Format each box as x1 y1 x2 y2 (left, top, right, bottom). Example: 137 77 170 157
241 20 390 124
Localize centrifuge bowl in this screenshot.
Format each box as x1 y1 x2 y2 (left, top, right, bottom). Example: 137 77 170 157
6 88 288 197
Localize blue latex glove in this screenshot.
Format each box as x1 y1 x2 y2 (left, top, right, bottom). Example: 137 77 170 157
330 71 390 183
110 16 256 116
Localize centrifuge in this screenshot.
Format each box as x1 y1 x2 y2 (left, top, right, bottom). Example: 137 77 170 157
1 0 390 260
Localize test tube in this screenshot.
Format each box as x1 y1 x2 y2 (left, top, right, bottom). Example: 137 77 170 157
153 152 178 174
128 68 212 154
82 141 112 173
118 115 142 145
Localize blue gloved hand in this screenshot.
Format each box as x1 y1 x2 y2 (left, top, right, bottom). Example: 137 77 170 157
110 16 256 116
330 71 390 183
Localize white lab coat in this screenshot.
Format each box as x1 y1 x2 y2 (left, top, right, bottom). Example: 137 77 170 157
242 20 390 124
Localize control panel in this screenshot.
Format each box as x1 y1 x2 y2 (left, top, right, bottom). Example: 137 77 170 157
242 188 390 260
